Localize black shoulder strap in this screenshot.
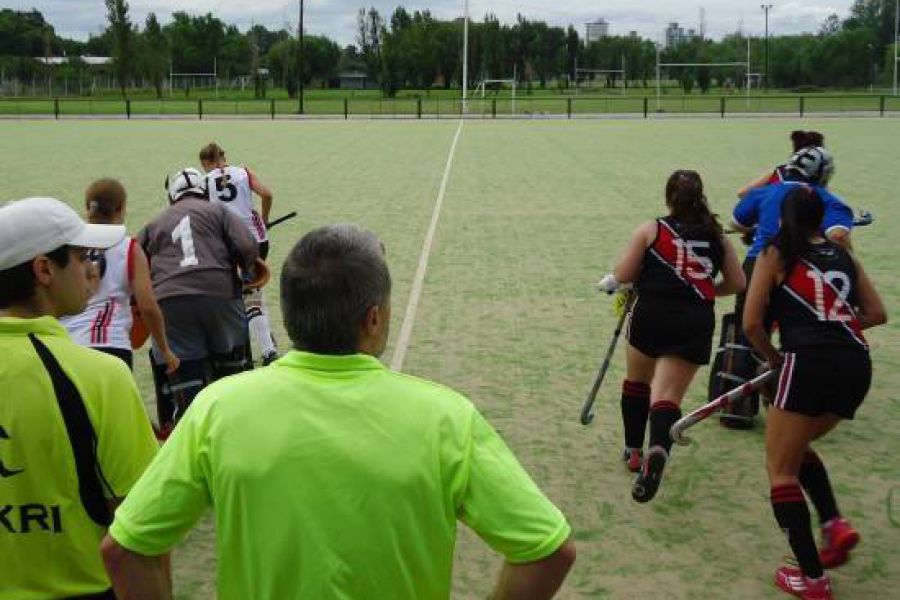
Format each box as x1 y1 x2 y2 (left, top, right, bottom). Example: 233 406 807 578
29 334 112 527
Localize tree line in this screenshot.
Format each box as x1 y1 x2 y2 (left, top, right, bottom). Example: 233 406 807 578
0 0 897 98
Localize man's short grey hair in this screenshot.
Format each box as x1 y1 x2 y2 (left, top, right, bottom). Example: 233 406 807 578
280 224 391 354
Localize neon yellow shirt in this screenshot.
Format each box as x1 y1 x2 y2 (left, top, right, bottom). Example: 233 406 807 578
0 316 158 599
110 351 571 599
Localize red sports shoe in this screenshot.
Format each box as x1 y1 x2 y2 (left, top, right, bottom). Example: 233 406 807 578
819 517 860 569
774 566 834 600
622 448 643 473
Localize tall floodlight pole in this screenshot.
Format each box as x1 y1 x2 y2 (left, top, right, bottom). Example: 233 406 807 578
655 42 662 112
894 0 898 96
299 0 305 114
462 0 469 114
761 4 772 92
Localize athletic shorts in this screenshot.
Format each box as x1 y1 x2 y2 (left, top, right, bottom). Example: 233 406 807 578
772 346 871 419
95 346 133 370
627 294 715 365
153 296 248 363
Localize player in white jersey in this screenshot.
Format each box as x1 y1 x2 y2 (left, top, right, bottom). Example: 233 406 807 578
200 142 279 365
61 179 179 374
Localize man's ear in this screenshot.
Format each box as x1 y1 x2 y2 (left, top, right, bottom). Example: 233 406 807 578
32 256 54 286
363 304 381 335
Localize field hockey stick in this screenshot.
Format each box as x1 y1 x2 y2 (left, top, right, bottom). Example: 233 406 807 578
580 290 636 426
670 369 776 445
265 211 297 230
853 210 873 227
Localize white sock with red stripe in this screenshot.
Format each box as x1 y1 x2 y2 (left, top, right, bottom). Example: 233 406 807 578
249 309 277 357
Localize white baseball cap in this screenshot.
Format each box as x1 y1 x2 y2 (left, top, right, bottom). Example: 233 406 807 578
0 197 126 270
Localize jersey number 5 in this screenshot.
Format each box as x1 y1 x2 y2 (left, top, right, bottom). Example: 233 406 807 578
213 175 238 202
172 216 199 267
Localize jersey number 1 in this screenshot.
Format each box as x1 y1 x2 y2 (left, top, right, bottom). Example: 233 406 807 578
172 216 199 267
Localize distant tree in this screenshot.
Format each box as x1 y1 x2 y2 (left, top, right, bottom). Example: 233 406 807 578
819 14 842 36
140 13 168 98
105 0 134 94
697 65 711 93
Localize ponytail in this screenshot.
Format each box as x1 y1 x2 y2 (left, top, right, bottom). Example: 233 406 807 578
769 186 824 273
665 170 724 243
84 178 126 224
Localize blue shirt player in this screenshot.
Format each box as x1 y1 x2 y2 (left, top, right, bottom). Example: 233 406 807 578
719 145 854 430
732 146 854 259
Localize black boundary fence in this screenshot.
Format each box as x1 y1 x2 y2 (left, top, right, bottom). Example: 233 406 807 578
1 94 899 119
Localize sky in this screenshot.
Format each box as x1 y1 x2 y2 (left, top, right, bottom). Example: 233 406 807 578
6 1 855 47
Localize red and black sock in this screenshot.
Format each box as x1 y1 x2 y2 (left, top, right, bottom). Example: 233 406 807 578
621 381 651 450
798 450 840 525
771 483 824 579
648 401 681 455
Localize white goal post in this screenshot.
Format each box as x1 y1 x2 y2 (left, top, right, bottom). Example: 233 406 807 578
474 75 517 114
654 39 752 111
169 59 219 97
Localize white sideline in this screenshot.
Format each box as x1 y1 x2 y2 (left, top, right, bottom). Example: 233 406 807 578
390 119 464 372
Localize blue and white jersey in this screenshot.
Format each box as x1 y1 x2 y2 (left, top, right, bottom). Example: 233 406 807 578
732 183 854 259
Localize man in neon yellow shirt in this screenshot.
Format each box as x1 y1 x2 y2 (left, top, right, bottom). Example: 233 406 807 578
0 197 159 599
103 224 575 599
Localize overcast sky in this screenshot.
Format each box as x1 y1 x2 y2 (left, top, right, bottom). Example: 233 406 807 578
6 1 854 46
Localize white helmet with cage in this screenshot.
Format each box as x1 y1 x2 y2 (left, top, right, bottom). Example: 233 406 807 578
165 167 208 203
787 146 835 186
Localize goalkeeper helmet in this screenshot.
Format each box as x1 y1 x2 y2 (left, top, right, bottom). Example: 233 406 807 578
786 146 834 186
165 167 207 203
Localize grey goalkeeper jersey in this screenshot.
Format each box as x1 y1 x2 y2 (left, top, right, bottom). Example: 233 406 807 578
138 198 259 302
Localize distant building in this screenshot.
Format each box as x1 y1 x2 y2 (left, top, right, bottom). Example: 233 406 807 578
665 22 696 48
585 18 610 44
35 56 112 67
339 71 374 90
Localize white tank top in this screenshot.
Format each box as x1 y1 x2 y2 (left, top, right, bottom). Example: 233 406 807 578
206 164 268 242
61 237 135 351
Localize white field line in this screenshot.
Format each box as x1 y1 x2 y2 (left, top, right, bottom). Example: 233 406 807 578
390 119 464 372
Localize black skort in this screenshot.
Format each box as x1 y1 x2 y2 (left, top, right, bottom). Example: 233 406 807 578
772 346 871 419
627 294 715 366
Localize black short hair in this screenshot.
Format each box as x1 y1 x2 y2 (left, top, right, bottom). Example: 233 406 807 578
280 225 391 354
0 246 71 308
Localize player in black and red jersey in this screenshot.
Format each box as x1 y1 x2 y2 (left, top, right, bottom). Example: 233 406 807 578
737 130 824 199
598 171 745 501
743 187 886 600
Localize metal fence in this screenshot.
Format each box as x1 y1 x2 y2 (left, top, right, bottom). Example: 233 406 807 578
1 94 899 119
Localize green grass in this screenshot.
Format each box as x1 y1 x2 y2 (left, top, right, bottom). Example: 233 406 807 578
0 118 898 599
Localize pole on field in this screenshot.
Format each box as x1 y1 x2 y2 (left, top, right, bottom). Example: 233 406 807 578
747 37 752 110
462 0 469 115
761 4 772 92
655 43 661 112
299 0 305 114
894 0 898 96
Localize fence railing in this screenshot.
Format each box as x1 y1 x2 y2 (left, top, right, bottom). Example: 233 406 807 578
1 94 898 119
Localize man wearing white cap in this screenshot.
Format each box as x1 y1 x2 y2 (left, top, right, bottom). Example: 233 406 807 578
0 197 159 600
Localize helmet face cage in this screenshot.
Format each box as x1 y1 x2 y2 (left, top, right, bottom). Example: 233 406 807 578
165 167 207 203
788 146 834 186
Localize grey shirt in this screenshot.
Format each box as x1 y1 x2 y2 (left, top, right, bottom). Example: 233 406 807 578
138 197 259 302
